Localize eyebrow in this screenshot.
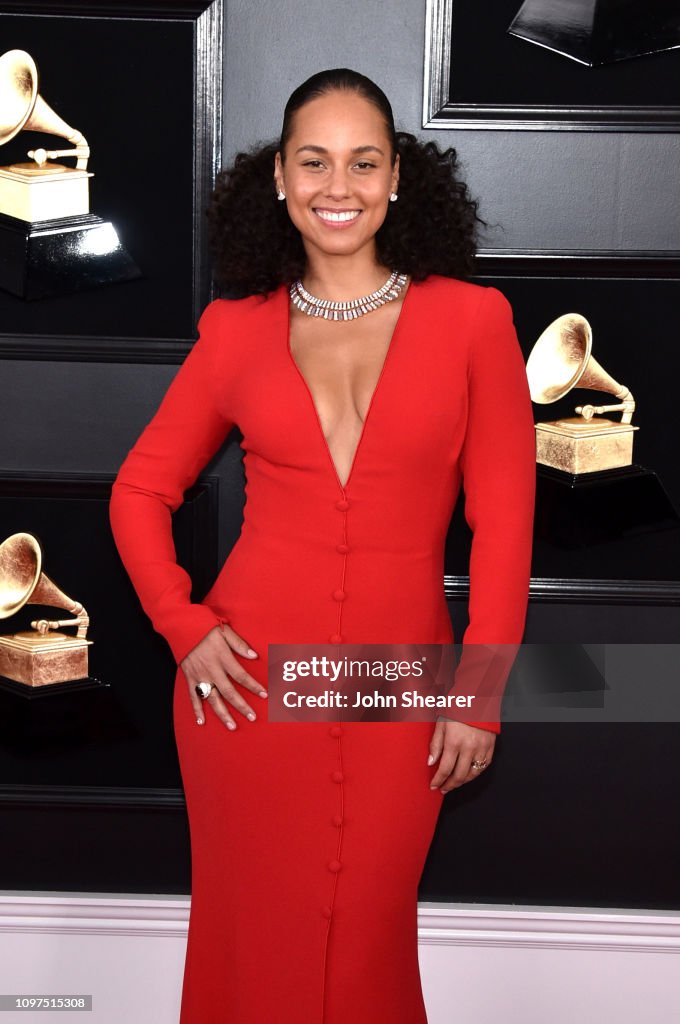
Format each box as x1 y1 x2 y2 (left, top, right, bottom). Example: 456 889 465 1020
294 144 385 156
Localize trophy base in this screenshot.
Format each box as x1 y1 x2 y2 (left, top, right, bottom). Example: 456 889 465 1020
0 164 93 221
508 0 680 67
535 417 639 474
0 672 101 697
0 630 92 686
535 463 680 549
0 211 142 300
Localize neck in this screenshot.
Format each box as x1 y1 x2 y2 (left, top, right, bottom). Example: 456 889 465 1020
300 249 394 300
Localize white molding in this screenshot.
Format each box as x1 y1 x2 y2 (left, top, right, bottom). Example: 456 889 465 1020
417 902 680 954
0 893 190 938
1 892 679 954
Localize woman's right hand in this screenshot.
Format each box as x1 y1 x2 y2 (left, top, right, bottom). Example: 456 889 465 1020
180 622 268 729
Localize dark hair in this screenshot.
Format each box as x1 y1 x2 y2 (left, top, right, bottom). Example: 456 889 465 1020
207 68 487 298
280 68 398 164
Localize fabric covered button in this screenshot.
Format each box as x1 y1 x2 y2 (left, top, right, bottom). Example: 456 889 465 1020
332 814 344 828
335 499 350 511
329 725 342 738
321 906 333 919
336 543 349 554
329 633 343 643
331 770 344 783
332 589 346 601
328 859 342 873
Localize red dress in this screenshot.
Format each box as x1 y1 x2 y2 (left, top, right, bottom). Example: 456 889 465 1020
109 274 535 1024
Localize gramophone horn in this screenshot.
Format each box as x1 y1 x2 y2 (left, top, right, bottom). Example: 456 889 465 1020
526 314 593 404
0 49 89 169
526 313 635 425
0 532 87 633
0 532 42 618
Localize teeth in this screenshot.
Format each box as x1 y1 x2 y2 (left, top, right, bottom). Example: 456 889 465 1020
315 210 360 223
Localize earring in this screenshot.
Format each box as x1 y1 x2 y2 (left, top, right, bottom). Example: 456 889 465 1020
277 189 286 201
389 192 398 202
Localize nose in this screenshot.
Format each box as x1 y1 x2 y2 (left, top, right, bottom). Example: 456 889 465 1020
324 164 350 200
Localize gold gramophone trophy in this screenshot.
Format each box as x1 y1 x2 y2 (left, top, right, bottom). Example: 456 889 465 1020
526 313 679 547
0 532 93 688
0 48 140 299
527 313 638 474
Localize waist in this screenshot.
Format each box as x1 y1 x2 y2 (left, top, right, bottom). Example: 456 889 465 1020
203 532 452 643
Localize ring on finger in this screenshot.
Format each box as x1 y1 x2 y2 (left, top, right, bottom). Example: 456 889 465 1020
471 758 489 771
195 681 214 700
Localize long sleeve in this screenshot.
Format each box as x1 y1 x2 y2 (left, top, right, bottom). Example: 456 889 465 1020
109 300 236 666
446 285 536 733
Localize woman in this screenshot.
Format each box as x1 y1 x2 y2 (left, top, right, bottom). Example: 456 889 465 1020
109 68 535 1024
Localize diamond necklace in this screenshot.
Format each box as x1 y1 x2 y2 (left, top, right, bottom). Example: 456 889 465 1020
289 270 408 321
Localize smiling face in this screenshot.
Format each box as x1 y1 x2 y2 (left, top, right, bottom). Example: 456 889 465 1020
274 89 399 267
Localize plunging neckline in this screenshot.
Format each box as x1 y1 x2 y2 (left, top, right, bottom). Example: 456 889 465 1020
285 277 414 492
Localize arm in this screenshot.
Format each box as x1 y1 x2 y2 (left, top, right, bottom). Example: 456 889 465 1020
109 300 236 666
446 285 536 733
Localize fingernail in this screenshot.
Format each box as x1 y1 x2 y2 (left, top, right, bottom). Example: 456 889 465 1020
427 754 434 765
196 717 204 726
259 690 268 698
430 783 438 790
246 648 258 658
227 722 236 730
247 713 256 721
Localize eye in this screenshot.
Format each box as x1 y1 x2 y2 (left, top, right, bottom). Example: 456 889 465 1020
302 159 325 168
354 161 376 170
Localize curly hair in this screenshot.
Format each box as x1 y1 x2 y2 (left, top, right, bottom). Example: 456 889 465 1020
206 69 487 298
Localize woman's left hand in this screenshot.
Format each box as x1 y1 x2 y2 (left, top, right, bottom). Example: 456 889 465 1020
427 718 496 793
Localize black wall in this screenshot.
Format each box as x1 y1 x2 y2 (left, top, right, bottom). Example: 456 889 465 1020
1 1 679 909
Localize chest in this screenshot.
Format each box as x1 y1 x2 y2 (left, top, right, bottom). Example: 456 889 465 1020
227 291 472 490
287 301 403 430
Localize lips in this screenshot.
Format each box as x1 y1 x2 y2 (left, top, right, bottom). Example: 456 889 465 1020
313 208 362 224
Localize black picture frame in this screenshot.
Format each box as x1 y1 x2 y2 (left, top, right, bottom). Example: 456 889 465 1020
445 252 680 610
0 0 223 363
423 0 680 131
0 469 220 813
